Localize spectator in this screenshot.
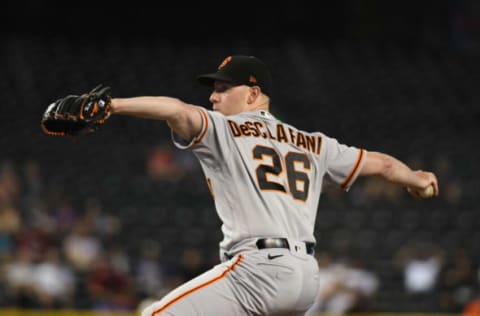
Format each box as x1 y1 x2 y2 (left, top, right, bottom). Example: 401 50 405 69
393 238 446 311
86 253 136 311
52 196 77 235
0 161 21 206
342 255 380 312
31 248 76 308
306 252 379 315
83 197 122 241
0 200 21 259
2 247 37 307
135 239 165 299
15 224 54 262
63 218 102 273
306 251 348 315
394 238 445 295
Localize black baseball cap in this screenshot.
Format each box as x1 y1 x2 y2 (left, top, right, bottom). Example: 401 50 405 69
197 55 272 97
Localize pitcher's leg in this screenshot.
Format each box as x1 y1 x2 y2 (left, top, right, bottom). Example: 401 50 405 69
142 256 248 316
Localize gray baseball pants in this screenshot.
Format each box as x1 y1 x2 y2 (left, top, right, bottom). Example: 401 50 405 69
142 238 320 316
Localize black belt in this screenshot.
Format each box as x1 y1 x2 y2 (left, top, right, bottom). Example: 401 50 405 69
256 238 315 255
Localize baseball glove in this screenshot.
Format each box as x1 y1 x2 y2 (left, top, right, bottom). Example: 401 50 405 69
41 84 112 136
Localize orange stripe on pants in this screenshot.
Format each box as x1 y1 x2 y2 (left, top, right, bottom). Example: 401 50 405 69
151 254 243 316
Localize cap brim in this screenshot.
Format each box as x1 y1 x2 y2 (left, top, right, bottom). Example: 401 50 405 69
197 73 236 87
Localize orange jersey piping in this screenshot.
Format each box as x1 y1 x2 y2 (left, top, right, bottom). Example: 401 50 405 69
194 108 209 145
340 149 364 189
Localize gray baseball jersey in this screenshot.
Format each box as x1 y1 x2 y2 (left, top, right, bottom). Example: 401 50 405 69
143 109 366 316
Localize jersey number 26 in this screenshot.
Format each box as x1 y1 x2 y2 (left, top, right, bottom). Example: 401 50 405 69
253 145 311 201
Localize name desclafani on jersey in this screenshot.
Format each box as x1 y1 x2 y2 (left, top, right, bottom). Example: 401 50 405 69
228 120 322 156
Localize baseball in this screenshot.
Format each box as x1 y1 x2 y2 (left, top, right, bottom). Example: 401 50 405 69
419 185 434 198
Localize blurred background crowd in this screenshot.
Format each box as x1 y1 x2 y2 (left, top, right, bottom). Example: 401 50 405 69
1 0 480 314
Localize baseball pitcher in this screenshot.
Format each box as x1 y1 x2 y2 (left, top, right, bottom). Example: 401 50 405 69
41 55 439 315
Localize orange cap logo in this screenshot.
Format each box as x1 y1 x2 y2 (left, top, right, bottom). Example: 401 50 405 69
218 56 232 69
248 75 257 84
